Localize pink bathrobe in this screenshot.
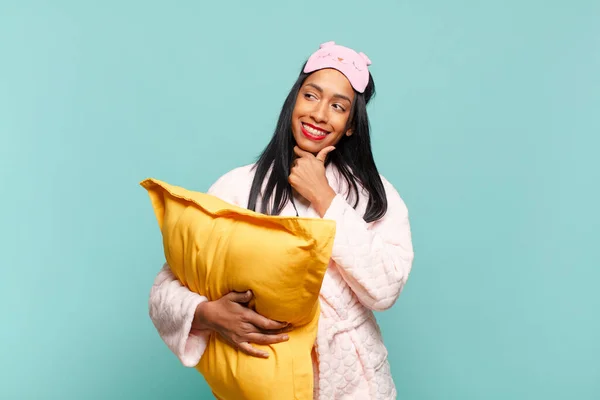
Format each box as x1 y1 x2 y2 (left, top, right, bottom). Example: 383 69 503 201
149 163 415 399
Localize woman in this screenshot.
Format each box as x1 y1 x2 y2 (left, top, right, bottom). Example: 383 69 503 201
149 41 415 399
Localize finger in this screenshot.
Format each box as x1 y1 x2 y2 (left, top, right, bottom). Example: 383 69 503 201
246 332 290 346
262 324 294 334
243 309 288 331
238 341 270 358
316 146 336 162
293 146 314 159
237 320 290 336
226 290 253 304
254 323 293 335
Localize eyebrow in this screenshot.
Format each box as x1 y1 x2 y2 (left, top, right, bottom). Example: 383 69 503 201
305 83 352 104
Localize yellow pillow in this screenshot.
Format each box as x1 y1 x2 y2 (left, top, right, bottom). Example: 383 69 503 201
140 178 336 400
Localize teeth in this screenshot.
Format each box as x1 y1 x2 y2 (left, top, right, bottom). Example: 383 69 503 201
303 123 327 136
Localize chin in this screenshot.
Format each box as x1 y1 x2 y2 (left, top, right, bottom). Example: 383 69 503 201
295 137 322 154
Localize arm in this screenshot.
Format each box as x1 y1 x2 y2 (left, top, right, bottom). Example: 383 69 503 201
323 177 415 311
149 263 210 367
147 172 238 367
147 167 289 364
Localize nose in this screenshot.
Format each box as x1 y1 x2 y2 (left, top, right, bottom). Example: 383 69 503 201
310 101 328 124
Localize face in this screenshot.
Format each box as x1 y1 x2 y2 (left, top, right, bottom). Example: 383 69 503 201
291 68 355 154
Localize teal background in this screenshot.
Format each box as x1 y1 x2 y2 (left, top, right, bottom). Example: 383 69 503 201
1 0 599 399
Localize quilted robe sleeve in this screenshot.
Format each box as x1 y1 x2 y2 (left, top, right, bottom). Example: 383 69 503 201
148 264 210 367
323 176 415 311
147 171 239 367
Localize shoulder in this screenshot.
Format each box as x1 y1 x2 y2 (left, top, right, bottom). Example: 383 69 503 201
379 174 399 196
328 164 409 217
208 163 256 188
378 174 410 216
207 163 256 207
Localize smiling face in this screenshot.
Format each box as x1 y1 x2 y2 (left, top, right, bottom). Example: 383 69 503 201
291 68 356 154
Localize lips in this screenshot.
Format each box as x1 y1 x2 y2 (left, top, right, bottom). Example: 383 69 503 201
301 122 330 141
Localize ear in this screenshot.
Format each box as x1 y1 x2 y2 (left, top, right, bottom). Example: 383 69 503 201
345 129 353 137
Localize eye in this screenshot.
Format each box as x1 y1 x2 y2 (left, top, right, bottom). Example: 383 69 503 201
304 93 317 100
332 103 346 112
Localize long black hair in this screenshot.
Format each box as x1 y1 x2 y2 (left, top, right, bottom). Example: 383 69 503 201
247 63 387 223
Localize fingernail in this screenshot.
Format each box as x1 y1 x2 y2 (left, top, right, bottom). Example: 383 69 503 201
282 335 289 340
261 352 269 358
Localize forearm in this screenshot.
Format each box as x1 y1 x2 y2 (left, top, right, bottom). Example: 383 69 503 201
311 187 336 218
149 263 211 367
322 191 414 311
191 301 216 332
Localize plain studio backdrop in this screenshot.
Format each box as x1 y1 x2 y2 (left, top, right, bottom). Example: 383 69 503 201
1 1 598 399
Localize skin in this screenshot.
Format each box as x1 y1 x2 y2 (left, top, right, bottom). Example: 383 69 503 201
192 291 292 358
193 68 355 358
289 68 356 217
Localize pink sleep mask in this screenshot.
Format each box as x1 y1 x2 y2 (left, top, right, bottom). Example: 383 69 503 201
303 41 372 93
